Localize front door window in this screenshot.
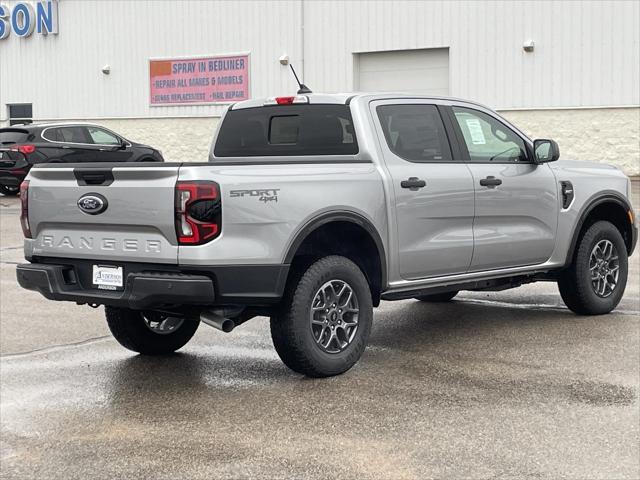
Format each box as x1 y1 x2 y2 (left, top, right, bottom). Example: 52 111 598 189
452 107 528 163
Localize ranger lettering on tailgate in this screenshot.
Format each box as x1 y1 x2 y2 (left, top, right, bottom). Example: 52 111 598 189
40 235 162 253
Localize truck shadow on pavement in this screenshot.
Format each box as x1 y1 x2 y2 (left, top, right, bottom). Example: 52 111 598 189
363 298 637 407
97 298 636 417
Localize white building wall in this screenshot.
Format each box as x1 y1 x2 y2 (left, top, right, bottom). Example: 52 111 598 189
305 0 639 109
0 0 303 119
0 0 638 173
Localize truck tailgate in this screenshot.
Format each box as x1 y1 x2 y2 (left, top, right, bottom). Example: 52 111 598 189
25 164 180 264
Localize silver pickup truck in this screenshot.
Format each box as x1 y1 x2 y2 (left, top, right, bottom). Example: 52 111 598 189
16 93 638 377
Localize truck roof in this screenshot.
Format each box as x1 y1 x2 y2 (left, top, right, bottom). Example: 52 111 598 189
230 92 489 110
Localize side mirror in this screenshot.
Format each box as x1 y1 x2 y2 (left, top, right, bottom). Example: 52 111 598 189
533 139 559 164
118 138 128 150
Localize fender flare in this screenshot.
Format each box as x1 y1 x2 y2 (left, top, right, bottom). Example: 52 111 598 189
283 210 388 289
565 192 634 263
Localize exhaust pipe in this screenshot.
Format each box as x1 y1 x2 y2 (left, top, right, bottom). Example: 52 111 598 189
200 310 235 333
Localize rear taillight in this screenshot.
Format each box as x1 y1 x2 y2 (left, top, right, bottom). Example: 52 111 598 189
20 180 31 238
12 145 36 155
175 181 221 245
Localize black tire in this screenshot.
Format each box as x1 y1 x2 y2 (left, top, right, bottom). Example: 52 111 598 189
558 220 628 315
415 291 459 302
270 255 373 378
105 307 199 355
0 185 19 196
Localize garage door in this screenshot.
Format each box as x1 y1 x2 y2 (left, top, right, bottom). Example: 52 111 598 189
355 48 449 95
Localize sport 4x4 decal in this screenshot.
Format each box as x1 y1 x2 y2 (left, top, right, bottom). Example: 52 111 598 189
229 188 280 203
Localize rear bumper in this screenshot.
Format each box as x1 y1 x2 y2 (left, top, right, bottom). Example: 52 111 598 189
0 172 25 187
16 259 289 309
16 263 216 310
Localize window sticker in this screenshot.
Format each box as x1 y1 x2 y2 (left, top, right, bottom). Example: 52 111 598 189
465 118 486 145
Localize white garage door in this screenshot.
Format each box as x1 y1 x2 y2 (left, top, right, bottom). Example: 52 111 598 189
355 48 449 95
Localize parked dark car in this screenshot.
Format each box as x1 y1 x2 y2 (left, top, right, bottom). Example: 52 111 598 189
0 123 164 195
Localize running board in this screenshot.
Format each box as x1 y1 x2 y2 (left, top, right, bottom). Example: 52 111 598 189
381 275 543 301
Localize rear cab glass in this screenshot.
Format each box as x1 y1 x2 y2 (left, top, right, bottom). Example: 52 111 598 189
213 104 358 157
0 129 30 146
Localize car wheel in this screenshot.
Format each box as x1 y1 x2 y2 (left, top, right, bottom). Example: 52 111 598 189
558 220 628 315
270 255 373 377
105 307 199 354
0 185 20 196
415 291 459 302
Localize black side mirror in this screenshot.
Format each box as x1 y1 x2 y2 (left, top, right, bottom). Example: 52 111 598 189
118 139 128 150
533 139 560 164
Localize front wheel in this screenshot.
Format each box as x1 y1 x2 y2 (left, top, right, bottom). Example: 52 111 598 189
105 307 199 355
558 221 628 315
270 256 373 377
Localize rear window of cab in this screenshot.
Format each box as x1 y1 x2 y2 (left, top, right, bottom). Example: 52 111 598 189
213 104 358 157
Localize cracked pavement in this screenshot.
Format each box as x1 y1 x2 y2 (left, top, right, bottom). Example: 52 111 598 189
1 184 639 479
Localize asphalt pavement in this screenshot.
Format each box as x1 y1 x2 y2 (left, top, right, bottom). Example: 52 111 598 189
1 185 639 479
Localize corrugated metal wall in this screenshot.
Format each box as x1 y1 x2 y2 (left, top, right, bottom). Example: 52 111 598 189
304 0 640 109
1 0 303 120
1 0 638 121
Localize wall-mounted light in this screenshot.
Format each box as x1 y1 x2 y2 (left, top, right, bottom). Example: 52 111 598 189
279 54 289 66
523 40 535 52
101 64 111 75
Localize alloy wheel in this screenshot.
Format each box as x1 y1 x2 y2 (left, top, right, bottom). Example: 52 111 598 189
589 239 620 298
142 313 185 335
310 279 359 353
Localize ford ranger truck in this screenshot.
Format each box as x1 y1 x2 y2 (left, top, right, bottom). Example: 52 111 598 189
16 94 638 377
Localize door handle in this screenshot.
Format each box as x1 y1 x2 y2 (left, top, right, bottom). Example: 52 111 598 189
479 176 502 188
401 177 426 190
74 169 115 186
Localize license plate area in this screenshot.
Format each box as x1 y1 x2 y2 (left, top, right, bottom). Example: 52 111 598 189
92 264 124 291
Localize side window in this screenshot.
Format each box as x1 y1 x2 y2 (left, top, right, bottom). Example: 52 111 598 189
87 126 121 145
58 126 93 144
452 107 528 163
42 127 63 142
376 104 452 162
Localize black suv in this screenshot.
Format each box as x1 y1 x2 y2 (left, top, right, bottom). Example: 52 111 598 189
0 123 164 195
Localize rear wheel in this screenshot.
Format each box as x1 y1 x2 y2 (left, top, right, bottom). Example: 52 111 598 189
558 221 628 315
270 256 373 377
0 185 19 196
415 291 458 303
105 307 199 355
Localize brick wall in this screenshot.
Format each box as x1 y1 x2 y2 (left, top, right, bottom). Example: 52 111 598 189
501 107 639 176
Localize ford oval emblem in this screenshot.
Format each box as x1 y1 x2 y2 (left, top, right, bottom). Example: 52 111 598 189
77 193 108 215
